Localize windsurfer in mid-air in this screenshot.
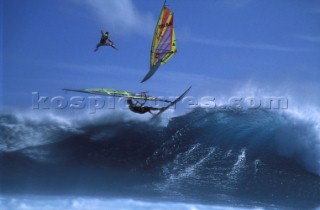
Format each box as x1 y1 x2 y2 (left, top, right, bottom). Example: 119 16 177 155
127 99 165 115
94 30 117 51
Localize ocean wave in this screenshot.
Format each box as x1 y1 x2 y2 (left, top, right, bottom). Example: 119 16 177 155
1 108 320 209
1 107 320 175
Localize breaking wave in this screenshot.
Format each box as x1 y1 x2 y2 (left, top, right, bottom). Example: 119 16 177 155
1 107 320 209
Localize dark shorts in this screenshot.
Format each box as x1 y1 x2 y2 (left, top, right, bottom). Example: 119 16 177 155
129 106 151 114
100 39 107 44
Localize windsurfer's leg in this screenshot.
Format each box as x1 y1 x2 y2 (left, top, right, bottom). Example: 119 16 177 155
94 43 101 52
149 106 165 111
148 111 156 116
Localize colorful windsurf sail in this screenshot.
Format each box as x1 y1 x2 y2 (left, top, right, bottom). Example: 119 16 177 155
63 88 172 103
141 1 177 83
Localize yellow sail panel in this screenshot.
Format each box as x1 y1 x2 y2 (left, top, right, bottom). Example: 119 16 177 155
141 6 177 83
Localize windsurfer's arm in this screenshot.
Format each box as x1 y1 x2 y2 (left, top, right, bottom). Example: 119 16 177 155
137 98 147 106
135 101 143 106
133 100 140 106
139 93 148 105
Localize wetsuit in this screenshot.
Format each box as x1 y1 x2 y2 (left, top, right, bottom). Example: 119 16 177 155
100 33 110 44
128 100 163 115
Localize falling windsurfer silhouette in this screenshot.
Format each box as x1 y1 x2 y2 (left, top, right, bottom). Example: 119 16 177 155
94 30 118 51
127 99 165 116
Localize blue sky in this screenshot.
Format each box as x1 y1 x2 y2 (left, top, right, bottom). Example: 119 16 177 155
1 0 320 108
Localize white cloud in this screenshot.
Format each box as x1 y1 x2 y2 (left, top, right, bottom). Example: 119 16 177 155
295 35 320 43
312 8 320 13
187 37 308 52
220 0 252 8
76 0 154 35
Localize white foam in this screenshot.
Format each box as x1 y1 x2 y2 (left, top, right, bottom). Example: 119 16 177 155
0 196 267 210
218 83 320 176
